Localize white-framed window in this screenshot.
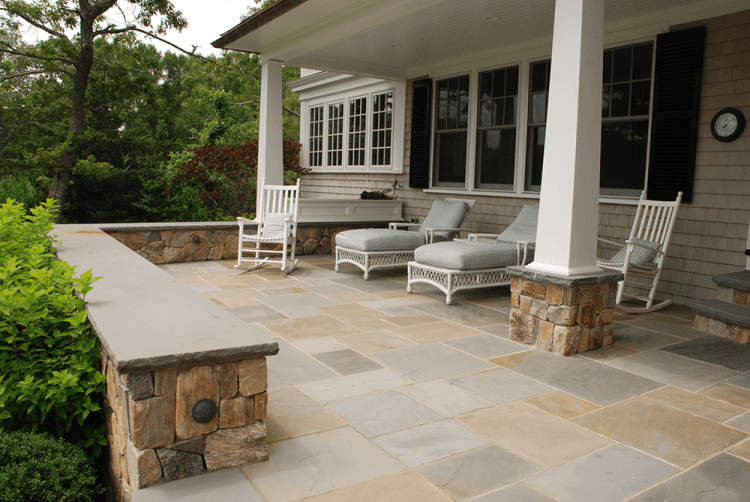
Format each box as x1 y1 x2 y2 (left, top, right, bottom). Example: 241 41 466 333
327 102 344 167
427 40 655 196
308 105 324 168
300 80 403 172
348 96 367 167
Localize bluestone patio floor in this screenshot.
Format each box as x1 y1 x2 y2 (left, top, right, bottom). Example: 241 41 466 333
132 256 750 502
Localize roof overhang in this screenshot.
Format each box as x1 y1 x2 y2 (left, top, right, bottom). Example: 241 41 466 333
213 0 746 80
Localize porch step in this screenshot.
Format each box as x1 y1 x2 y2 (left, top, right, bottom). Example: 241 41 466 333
713 270 750 292
692 299 750 330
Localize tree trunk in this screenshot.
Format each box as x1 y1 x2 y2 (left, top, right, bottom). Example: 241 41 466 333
47 6 96 223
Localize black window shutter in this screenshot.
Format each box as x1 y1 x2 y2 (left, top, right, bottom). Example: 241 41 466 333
409 79 432 189
647 26 705 203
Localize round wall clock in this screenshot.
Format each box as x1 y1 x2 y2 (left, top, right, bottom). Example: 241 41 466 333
710 107 745 142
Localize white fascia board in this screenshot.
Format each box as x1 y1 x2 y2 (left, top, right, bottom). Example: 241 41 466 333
288 72 354 92
296 75 398 101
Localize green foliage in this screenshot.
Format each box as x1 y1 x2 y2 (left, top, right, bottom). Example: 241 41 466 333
0 200 106 459
0 172 44 209
0 431 103 502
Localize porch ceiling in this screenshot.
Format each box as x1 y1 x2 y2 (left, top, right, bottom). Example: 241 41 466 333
213 0 723 79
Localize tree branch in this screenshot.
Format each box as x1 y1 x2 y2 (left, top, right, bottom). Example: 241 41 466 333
0 43 75 66
0 68 71 82
231 100 300 118
2 6 70 41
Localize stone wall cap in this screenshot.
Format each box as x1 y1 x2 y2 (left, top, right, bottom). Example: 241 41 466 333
692 299 750 329
713 270 750 293
54 225 279 374
506 266 623 287
98 221 237 232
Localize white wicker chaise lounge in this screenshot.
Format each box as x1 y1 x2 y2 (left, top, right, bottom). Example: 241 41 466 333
334 198 476 280
407 204 539 304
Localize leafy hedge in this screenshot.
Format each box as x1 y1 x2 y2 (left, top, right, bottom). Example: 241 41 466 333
0 200 106 459
0 431 103 502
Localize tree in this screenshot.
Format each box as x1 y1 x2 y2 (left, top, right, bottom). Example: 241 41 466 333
0 0 190 221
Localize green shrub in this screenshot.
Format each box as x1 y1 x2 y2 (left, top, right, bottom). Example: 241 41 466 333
0 173 44 209
0 200 106 459
0 431 103 502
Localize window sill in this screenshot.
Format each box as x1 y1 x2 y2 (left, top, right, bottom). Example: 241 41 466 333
306 169 404 175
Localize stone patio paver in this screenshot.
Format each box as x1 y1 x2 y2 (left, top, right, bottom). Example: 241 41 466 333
416 444 540 501
144 258 750 502
529 444 678 502
372 419 488 467
313 349 383 375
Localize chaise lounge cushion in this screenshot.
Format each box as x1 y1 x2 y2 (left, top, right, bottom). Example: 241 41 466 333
414 240 524 270
419 199 471 242
335 229 426 252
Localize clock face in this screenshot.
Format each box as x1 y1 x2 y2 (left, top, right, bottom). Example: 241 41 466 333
711 108 745 142
714 113 738 137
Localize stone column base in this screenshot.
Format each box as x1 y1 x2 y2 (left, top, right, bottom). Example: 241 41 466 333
104 356 270 502
507 267 623 356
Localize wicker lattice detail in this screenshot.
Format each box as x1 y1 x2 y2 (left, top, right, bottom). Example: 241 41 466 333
335 247 415 278
408 261 512 304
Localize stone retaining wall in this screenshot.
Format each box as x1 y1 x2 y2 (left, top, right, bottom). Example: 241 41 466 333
508 268 622 356
105 354 269 497
104 222 388 264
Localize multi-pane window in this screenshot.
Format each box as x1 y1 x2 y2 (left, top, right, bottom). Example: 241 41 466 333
525 60 551 191
308 105 324 168
327 102 344 167
475 66 519 190
371 92 393 166
433 75 470 187
348 97 367 167
601 42 653 194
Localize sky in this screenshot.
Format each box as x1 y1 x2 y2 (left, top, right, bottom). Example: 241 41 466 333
152 0 253 56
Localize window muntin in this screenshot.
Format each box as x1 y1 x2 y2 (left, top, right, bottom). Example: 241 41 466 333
308 105 324 168
525 60 550 191
433 75 470 187
327 102 344 167
475 66 519 190
600 42 653 195
371 92 393 167
348 97 367 167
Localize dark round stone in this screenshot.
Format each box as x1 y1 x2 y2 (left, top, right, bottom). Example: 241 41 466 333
191 398 217 424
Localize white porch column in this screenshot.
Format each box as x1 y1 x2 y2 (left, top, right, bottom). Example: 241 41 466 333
258 59 284 201
526 0 604 276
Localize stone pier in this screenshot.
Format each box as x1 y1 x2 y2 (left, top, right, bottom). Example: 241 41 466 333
507 267 623 356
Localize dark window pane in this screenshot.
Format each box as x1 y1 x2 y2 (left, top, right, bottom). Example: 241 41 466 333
506 67 519 96
436 132 467 183
476 129 515 187
611 83 630 117
612 47 632 82
602 85 611 118
385 149 391 165
505 96 517 125
493 70 505 97
531 62 548 92
458 103 469 128
631 80 650 116
632 43 653 80
526 126 546 189
600 120 649 190
438 105 447 130
480 72 493 100
459 76 470 102
449 104 458 129
603 50 612 84
438 80 448 105
479 100 492 127
530 93 547 123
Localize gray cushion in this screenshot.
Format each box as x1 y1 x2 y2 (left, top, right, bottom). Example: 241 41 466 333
608 238 661 266
261 213 293 238
414 240 523 270
419 199 470 241
335 229 426 252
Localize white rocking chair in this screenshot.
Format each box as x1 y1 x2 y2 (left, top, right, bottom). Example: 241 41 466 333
236 178 301 273
597 191 682 313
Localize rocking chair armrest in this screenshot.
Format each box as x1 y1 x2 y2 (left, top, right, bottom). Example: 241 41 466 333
624 239 665 255
389 222 420 230
237 217 260 225
597 237 624 248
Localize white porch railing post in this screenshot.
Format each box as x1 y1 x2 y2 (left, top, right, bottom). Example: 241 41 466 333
526 0 604 276
258 59 284 202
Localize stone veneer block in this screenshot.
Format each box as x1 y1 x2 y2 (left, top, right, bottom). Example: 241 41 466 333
255 392 268 421
175 365 220 440
204 422 269 471
130 396 175 449
220 396 247 429
129 372 155 401
154 369 177 396
127 441 163 489
215 362 239 398
156 448 206 481
238 358 268 397
510 308 535 344
166 436 206 455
